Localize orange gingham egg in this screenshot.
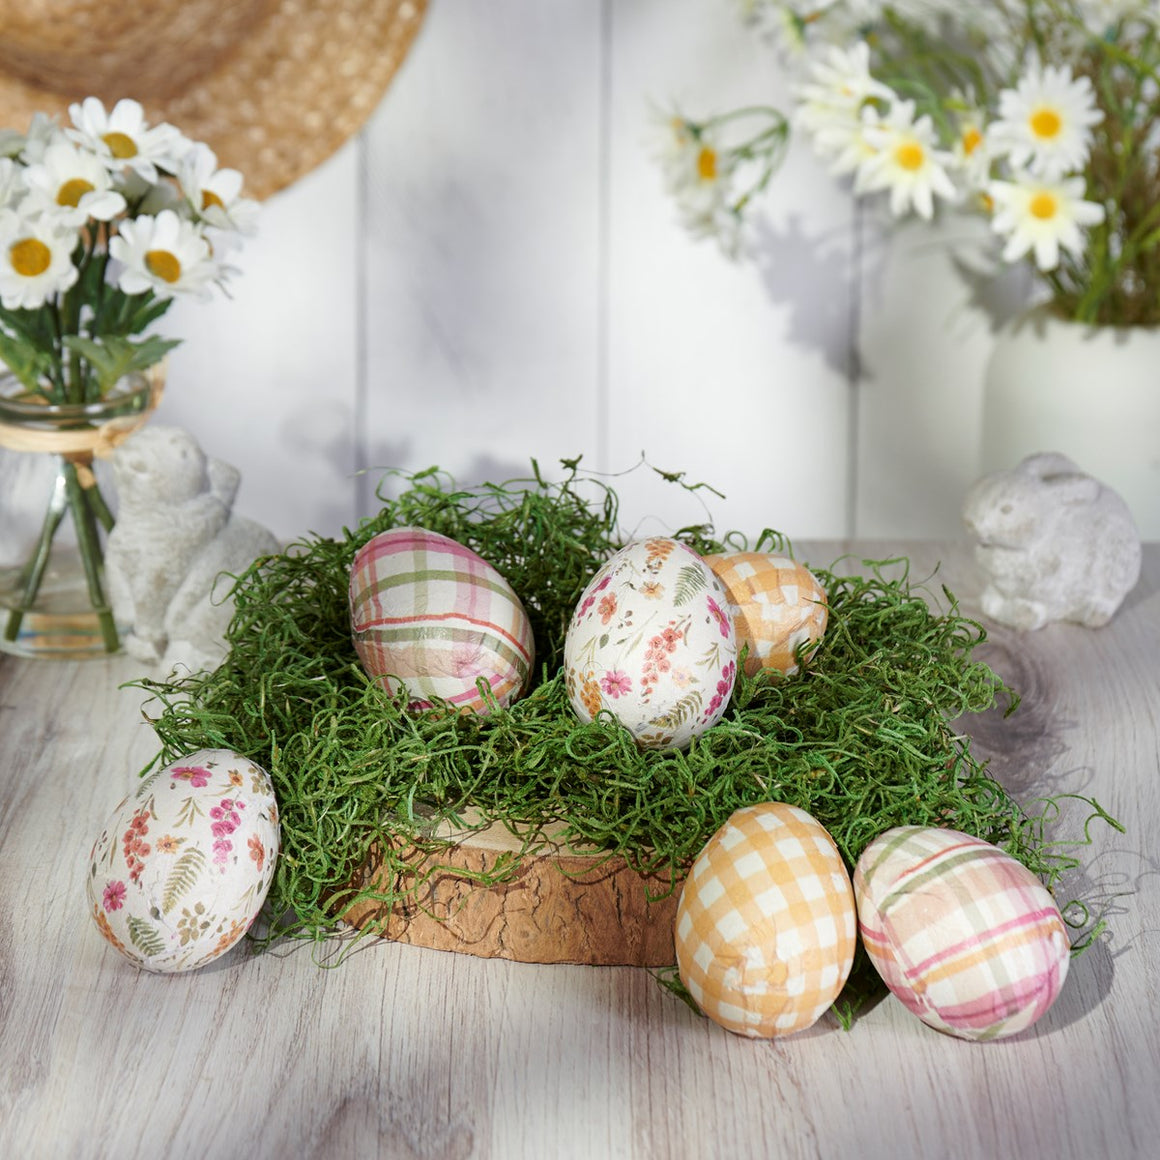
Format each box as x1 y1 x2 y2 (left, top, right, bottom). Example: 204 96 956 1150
675 802 857 1038
703 552 827 677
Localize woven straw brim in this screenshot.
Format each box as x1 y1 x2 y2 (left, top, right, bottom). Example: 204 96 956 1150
0 0 427 200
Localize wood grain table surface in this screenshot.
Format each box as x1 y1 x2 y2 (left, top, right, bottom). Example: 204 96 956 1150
1 540 1157 1160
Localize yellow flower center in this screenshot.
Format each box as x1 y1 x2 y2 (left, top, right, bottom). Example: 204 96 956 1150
9 237 51 277
1029 107 1062 140
102 131 138 159
697 145 718 181
56 177 96 207
894 140 925 172
962 126 983 156
145 249 182 283
202 188 225 211
1029 192 1059 220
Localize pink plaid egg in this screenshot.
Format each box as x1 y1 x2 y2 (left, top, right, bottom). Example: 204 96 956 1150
854 826 1070 1041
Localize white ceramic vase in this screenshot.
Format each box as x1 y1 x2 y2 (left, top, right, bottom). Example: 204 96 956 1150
981 308 1160 539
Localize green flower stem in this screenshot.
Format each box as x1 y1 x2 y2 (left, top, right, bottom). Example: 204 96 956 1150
62 461 119 652
3 468 68 643
84 471 116 534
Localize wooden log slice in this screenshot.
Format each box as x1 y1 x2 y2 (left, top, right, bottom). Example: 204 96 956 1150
341 815 683 966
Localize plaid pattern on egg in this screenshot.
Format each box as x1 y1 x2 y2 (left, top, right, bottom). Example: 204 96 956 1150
349 526 534 715
854 826 1071 1041
703 552 828 677
675 802 857 1038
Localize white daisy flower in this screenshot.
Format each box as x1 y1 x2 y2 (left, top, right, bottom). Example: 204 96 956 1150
175 144 259 235
0 210 79 309
20 142 127 227
0 158 26 212
857 100 958 219
656 115 736 219
824 103 883 179
991 64 1104 179
987 173 1106 271
109 209 218 299
18 113 65 165
654 112 749 256
950 109 996 194
795 41 893 144
66 97 182 183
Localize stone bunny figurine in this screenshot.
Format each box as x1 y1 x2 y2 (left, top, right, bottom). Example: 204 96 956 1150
105 425 280 671
961 452 1141 631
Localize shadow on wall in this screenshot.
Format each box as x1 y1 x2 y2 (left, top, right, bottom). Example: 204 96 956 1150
750 212 858 382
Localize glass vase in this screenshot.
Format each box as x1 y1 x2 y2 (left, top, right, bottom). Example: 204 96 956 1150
0 371 156 658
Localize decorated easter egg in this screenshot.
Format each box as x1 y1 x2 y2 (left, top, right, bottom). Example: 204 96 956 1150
87 749 280 973
674 802 857 1037
349 526 535 714
854 826 1070 1041
563 537 737 750
703 551 828 677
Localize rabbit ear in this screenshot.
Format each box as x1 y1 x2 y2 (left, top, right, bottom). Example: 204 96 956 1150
1046 472 1101 506
1017 452 1081 479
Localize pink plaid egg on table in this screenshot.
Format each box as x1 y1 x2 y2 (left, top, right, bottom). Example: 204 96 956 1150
349 526 535 715
854 826 1070 1040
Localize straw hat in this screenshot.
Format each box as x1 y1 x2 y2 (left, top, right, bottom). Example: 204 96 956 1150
0 0 427 199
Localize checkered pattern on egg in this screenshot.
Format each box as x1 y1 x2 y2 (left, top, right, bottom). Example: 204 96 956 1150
703 552 828 677
349 526 535 715
675 803 857 1038
854 826 1071 1041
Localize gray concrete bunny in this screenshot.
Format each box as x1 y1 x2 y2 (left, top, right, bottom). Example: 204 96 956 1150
962 452 1141 630
105 425 280 671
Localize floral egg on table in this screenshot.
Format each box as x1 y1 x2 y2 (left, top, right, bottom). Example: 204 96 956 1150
563 537 737 751
87 748 280 973
349 526 535 715
703 551 828 677
854 826 1071 1041
674 802 858 1038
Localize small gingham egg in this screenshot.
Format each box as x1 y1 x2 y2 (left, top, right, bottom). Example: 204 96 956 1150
87 749 280 973
674 802 857 1038
854 826 1070 1041
563 537 737 751
349 526 535 715
702 551 828 677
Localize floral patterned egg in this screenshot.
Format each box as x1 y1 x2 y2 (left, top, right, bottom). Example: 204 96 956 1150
349 526 535 715
702 551 828 678
854 826 1070 1041
563 537 737 751
675 802 858 1038
87 748 280 973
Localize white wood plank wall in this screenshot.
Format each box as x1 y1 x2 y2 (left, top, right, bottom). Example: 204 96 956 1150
5 1 1039 549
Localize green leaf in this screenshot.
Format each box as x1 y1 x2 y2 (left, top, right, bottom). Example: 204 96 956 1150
162 847 206 913
0 328 55 394
62 333 180 393
673 563 708 607
127 915 167 958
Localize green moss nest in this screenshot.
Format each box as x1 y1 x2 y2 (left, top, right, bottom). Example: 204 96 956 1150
132 458 1116 1023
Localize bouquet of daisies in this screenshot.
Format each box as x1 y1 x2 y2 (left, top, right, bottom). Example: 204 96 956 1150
657 1 1160 326
0 97 257 653
0 97 256 402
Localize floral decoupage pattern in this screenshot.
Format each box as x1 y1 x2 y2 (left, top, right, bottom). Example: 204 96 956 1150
87 748 280 973
563 538 738 751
